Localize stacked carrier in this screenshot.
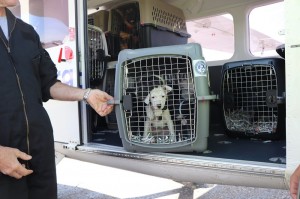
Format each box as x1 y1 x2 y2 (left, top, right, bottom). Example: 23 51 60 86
114 43 216 152
106 0 190 60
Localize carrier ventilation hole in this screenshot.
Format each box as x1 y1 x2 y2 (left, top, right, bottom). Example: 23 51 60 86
151 6 186 31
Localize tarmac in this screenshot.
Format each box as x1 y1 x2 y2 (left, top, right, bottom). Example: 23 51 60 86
56 157 291 199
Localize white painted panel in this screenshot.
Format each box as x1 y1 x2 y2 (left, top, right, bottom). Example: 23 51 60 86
43 0 81 144
285 0 300 178
44 101 80 144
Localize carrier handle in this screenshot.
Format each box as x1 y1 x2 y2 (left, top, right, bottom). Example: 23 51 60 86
107 95 133 111
197 95 218 101
107 99 120 105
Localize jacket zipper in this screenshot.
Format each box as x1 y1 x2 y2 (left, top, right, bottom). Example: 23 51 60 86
0 19 31 167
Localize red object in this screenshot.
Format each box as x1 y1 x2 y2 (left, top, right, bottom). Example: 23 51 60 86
65 46 73 60
58 47 63 63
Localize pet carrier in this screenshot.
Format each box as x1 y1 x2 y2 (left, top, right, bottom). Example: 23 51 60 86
102 64 118 129
88 25 118 131
87 24 109 83
220 58 285 139
106 0 190 60
88 10 109 32
113 43 217 152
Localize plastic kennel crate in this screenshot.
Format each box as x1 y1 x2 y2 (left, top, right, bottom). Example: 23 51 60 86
88 10 109 32
102 67 118 129
114 43 216 152
106 0 190 60
87 24 110 83
221 58 285 139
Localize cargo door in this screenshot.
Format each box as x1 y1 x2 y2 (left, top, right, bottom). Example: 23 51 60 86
43 0 81 144
13 0 81 144
286 0 300 176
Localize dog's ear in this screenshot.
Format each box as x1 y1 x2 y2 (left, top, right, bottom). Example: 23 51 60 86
144 94 150 105
164 85 173 93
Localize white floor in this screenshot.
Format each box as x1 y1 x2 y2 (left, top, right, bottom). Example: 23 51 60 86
56 157 290 199
56 157 214 199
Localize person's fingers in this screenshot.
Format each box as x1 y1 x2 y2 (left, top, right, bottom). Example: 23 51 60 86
290 166 300 199
11 168 32 179
15 149 32 161
290 187 297 199
101 103 111 112
290 178 299 199
102 105 114 115
3 164 33 179
99 109 112 116
106 105 114 112
11 171 23 179
103 92 113 101
17 165 33 177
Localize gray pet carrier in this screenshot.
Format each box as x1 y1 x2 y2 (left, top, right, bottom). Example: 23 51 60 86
221 58 285 139
87 24 109 81
113 43 216 152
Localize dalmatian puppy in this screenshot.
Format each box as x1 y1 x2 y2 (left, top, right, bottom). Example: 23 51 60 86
143 85 175 143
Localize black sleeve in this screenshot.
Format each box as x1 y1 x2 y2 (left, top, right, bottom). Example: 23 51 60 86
38 47 61 102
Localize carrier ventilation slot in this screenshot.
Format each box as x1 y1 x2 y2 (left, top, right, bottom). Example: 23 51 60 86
151 6 186 31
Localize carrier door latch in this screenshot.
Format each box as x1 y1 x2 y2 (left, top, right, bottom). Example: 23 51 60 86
107 95 133 111
266 90 285 108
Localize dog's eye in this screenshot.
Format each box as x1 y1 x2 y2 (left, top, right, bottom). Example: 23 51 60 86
162 95 165 98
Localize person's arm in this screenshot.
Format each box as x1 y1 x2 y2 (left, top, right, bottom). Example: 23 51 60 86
290 165 300 199
49 82 114 117
0 146 33 179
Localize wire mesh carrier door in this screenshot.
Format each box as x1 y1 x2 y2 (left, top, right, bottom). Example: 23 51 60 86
88 24 110 83
114 43 216 152
221 58 286 139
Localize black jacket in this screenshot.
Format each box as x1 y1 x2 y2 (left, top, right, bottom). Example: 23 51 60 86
0 8 59 154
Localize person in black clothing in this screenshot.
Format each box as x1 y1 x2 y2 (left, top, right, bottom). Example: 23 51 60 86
0 1 114 199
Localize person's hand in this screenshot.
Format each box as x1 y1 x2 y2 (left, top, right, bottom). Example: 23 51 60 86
290 165 300 199
87 89 114 117
0 146 33 179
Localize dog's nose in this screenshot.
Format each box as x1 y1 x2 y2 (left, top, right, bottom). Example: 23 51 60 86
157 104 161 109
